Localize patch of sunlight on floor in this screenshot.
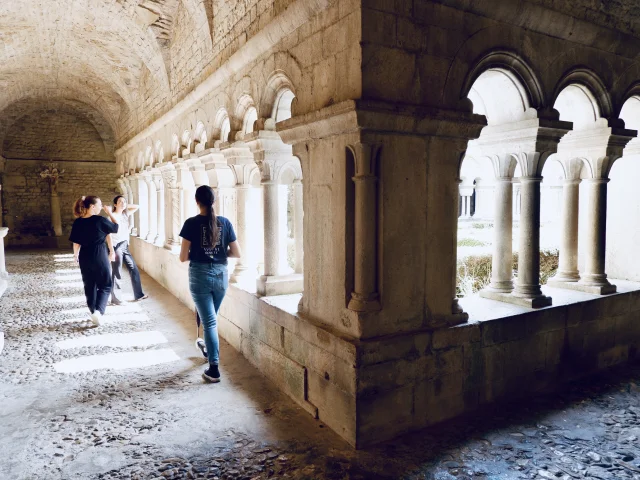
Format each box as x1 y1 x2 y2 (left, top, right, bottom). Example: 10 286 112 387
57 281 84 289
56 304 143 317
56 331 168 350
99 312 151 324
54 258 77 263
53 348 180 373
53 254 75 258
54 274 83 281
55 268 81 274
57 295 88 304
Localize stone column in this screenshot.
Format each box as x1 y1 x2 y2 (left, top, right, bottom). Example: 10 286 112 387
483 177 514 293
293 179 303 274
579 178 616 293
159 163 180 252
347 143 380 312
152 171 165 246
0 227 7 300
512 176 551 306
0 227 7 278
143 172 157 243
0 183 3 228
261 180 280 276
50 193 62 237
548 178 581 283
231 183 260 284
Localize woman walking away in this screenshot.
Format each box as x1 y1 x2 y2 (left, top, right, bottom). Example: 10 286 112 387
179 185 241 383
70 196 117 326
104 195 147 305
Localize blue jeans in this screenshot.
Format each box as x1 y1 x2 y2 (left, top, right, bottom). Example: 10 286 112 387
189 262 228 366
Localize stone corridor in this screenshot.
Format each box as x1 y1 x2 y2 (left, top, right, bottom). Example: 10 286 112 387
1 251 640 479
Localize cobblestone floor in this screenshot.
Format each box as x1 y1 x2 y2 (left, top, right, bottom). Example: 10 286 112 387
2 251 640 480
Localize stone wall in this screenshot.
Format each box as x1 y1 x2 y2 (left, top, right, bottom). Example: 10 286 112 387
3 110 110 161
355 286 640 445
2 160 117 247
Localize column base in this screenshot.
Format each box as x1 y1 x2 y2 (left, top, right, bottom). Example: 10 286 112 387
480 289 552 308
548 279 616 295
553 281 617 295
347 292 381 312
256 273 303 296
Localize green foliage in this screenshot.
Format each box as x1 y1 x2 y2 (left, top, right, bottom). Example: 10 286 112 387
457 238 488 247
456 249 559 298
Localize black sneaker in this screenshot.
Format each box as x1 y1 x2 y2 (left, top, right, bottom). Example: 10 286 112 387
195 338 208 359
202 365 220 383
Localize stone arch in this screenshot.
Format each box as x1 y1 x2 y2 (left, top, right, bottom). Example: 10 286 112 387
277 160 302 185
259 70 297 121
193 121 207 152
144 146 154 167
551 68 613 121
171 134 180 158
154 140 164 165
458 50 545 113
212 108 231 143
137 152 145 172
235 94 258 137
466 67 538 126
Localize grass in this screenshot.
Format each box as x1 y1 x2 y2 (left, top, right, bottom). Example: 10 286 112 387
472 222 493 229
456 249 559 298
457 238 488 247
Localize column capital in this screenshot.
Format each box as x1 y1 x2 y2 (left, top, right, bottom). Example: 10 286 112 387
348 142 380 179
518 176 543 184
584 177 610 185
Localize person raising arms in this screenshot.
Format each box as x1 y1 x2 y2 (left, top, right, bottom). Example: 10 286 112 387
103 195 148 304
69 196 118 326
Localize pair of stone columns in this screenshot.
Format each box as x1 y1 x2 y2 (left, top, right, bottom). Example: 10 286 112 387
548 171 615 294
482 173 550 307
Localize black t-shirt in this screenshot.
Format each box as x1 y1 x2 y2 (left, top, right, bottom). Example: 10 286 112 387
179 215 237 264
69 216 118 260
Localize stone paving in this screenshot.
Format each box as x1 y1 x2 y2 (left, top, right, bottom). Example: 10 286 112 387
3 251 640 479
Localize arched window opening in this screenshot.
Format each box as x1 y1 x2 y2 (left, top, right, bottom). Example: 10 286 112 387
620 96 640 132
468 69 533 125
554 84 601 130
243 107 258 135
457 68 540 304
272 89 295 123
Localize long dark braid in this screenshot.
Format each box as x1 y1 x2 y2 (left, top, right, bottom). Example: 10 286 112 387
195 185 219 246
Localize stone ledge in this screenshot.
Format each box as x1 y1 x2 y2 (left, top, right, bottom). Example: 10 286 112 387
256 273 303 296
479 289 552 308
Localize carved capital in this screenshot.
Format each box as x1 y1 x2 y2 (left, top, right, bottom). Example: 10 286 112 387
349 142 380 179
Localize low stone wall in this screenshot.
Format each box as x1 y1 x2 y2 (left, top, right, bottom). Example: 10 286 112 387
130 237 640 447
129 237 359 444
355 289 640 446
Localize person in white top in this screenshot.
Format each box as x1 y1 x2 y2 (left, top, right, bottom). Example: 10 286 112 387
104 195 148 304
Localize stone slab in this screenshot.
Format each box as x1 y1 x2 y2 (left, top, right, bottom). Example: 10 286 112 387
547 279 617 295
256 273 304 296
480 289 552 309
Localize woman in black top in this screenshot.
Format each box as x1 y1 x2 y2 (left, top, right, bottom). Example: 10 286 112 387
69 196 118 326
179 185 241 383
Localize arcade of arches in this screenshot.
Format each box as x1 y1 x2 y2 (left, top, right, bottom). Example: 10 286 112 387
3 0 640 453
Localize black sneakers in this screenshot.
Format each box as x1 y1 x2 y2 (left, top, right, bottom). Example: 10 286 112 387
202 365 220 383
195 338 208 359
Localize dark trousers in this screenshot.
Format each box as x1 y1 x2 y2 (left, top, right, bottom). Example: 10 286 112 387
111 241 145 302
79 249 112 315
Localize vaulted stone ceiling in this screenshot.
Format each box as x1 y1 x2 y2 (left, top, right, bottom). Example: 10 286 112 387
0 0 205 158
